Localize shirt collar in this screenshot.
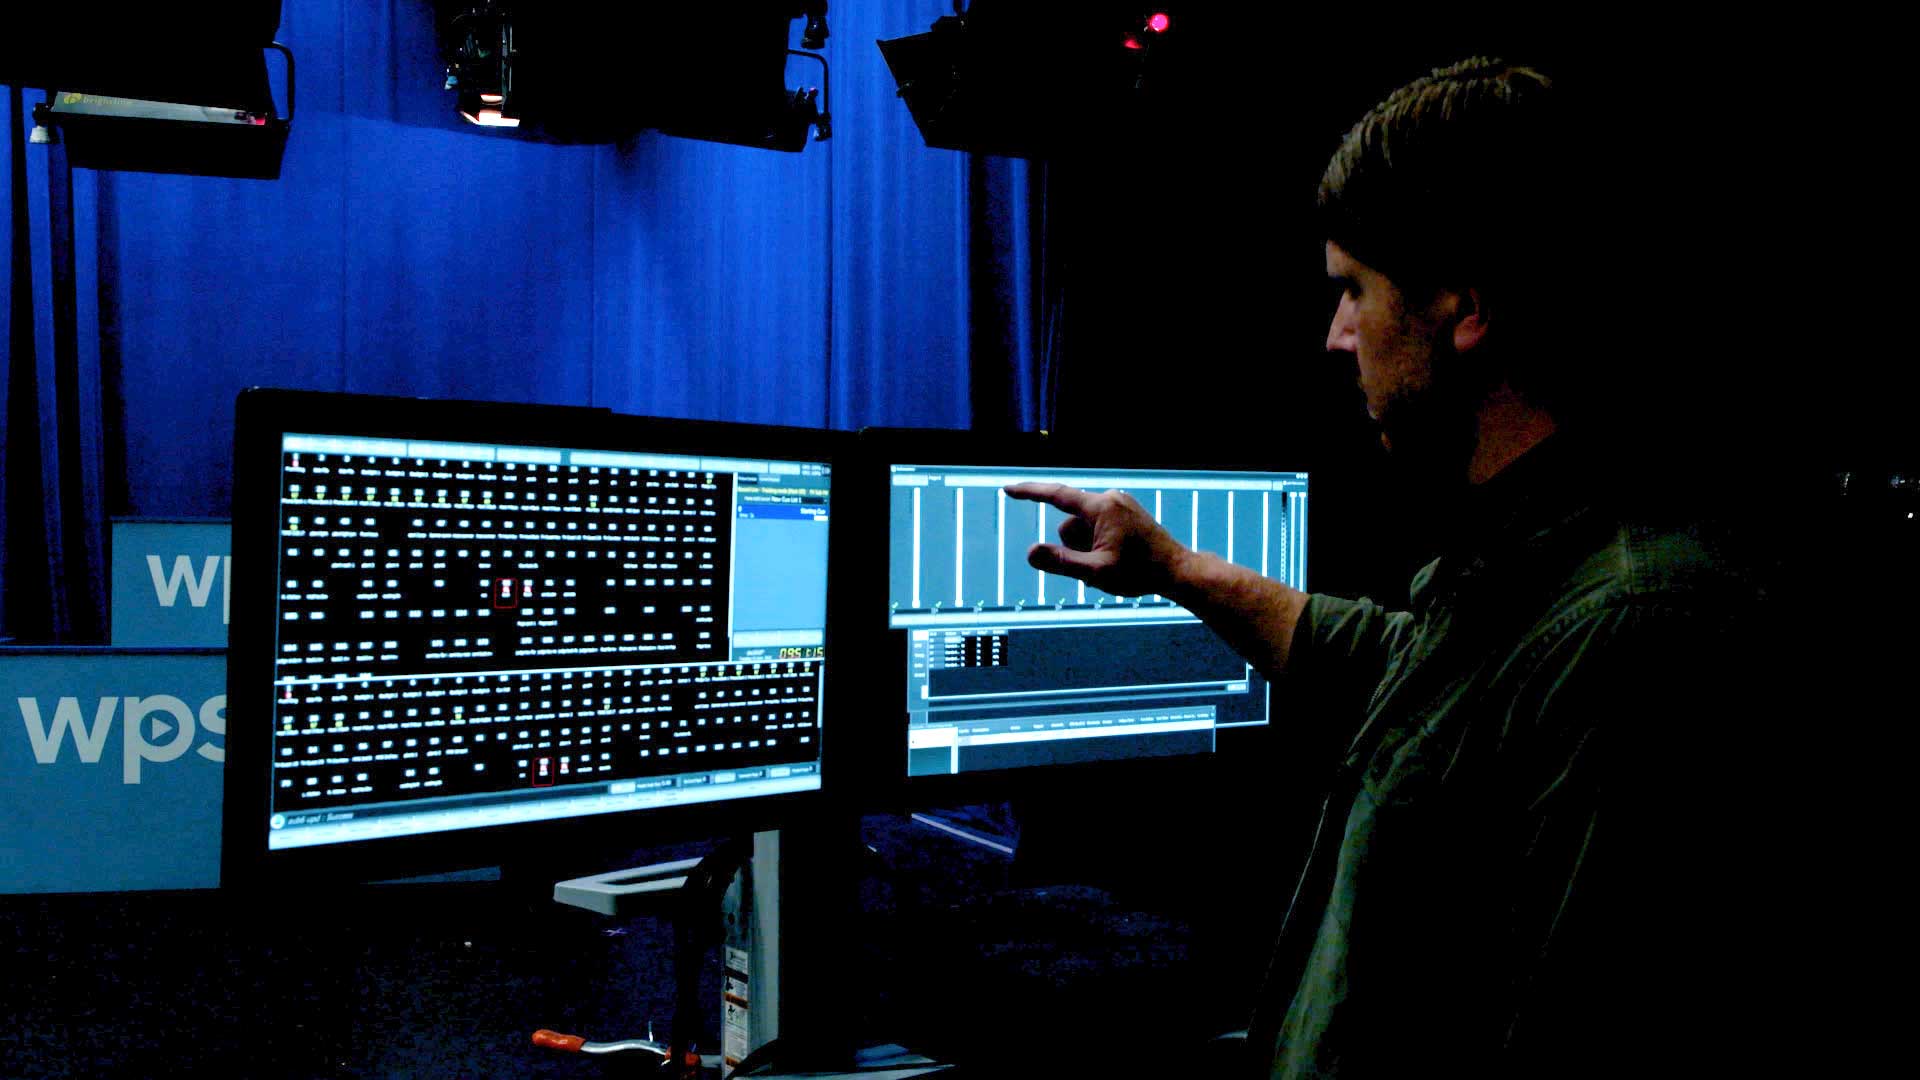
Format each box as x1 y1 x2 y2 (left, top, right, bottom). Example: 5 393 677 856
1420 433 1609 596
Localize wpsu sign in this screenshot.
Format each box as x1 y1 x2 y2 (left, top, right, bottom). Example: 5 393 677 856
110 519 231 647
1 649 226 893
20 691 226 783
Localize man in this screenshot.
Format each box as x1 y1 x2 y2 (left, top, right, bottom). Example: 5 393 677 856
1007 58 1795 1075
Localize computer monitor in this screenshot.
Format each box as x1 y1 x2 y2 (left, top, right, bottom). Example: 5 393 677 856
847 430 1309 801
223 390 841 885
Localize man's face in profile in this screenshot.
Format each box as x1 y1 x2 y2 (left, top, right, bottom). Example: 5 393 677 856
1323 240 1476 470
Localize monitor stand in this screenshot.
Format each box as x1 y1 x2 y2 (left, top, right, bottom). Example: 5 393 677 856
541 824 952 1078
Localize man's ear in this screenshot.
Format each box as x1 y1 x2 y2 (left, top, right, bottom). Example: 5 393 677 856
1451 286 1490 353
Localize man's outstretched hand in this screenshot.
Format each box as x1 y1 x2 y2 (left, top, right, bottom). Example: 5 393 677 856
1006 480 1311 684
1003 482 1192 599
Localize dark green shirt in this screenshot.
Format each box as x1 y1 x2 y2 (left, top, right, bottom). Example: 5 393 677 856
1251 436 1779 1077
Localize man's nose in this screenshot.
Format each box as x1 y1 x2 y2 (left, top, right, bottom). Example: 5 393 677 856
1325 298 1356 353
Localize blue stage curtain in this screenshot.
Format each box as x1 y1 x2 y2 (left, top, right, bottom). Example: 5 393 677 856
1 1 1046 643
969 155 1057 433
3 89 110 642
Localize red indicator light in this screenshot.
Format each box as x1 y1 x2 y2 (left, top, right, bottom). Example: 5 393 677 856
1123 34 1143 50
1148 13 1171 32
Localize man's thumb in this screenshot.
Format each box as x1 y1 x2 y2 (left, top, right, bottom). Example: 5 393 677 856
1027 543 1110 582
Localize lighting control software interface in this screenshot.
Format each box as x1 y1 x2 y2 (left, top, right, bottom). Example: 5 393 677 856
265 433 830 849
889 464 1308 776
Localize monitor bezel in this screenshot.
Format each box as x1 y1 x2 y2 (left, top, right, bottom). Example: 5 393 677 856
840 427 1307 811
223 388 847 889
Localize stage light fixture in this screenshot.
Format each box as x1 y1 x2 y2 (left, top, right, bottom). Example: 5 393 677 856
444 3 517 129
6 6 294 180
436 2 829 151
800 1 831 50
880 2 1192 159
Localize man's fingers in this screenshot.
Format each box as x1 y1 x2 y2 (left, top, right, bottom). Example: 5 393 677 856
1004 482 1094 516
1027 542 1112 583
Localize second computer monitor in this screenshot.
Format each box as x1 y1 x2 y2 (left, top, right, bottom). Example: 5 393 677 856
870 437 1307 790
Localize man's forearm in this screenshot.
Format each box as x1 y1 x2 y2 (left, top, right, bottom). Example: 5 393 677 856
1163 549 1310 683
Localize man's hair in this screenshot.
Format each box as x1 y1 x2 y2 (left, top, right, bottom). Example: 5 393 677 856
1319 58 1580 405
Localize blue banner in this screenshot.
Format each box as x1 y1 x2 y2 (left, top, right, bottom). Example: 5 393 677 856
110 520 232 647
1 648 226 893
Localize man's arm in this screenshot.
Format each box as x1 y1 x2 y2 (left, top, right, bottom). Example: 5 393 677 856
1165 545 1310 686
1003 482 1311 682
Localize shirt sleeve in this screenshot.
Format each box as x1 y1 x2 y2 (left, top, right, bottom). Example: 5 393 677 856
1288 591 1414 719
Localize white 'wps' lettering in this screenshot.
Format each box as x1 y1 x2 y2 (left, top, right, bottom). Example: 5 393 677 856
17 695 227 784
20 697 116 764
146 554 232 625
196 697 225 763
122 696 194 784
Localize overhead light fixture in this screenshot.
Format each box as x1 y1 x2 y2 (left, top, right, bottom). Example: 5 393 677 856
437 2 830 152
879 2 1191 159
11 20 294 180
444 3 519 130
800 1 830 50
